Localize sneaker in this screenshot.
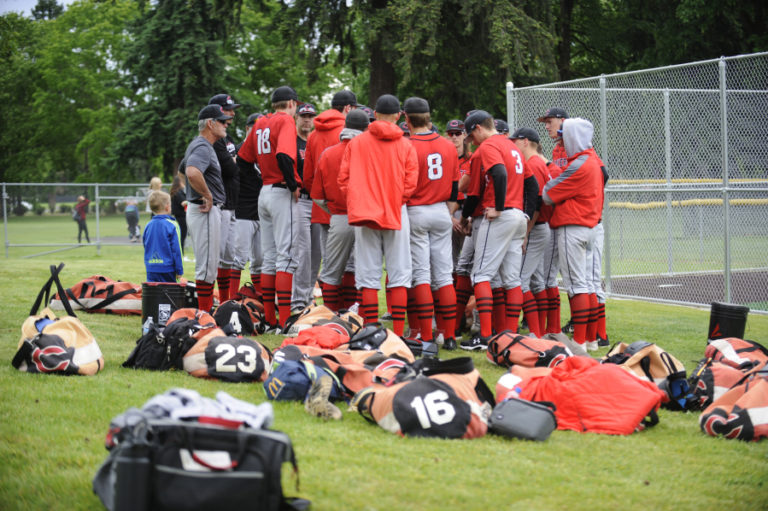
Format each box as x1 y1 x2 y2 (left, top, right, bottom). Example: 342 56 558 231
586 341 599 352
262 323 283 335
379 312 393 321
420 341 439 359
443 337 458 351
460 333 490 351
304 374 342 421
562 319 574 335
597 335 610 348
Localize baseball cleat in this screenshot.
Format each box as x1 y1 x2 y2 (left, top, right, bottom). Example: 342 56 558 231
460 334 490 351
305 374 342 421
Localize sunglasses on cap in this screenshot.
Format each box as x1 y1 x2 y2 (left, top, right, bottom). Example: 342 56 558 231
447 131 464 137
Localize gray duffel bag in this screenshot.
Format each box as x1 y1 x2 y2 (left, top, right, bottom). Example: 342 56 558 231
489 398 558 441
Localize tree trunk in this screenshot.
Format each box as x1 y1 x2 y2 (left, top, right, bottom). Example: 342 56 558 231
557 0 575 81
369 43 396 103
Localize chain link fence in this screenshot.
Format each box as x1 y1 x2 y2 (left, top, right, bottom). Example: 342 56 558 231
507 52 768 313
2 182 158 258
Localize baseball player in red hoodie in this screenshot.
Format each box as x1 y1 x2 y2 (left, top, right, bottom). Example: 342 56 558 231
304 90 360 308
311 110 369 311
403 97 460 354
338 94 419 336
542 118 604 349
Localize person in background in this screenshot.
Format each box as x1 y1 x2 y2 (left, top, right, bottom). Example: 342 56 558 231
74 195 91 243
170 175 188 259
125 199 140 242
147 177 162 216
143 190 183 283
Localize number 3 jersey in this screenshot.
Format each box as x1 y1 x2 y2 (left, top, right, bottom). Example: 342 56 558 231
238 111 299 187
406 132 460 206
354 359 493 439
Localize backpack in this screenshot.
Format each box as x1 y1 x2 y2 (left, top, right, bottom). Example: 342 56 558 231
602 340 695 410
703 337 768 371
487 331 572 368
49 275 142 315
213 298 263 336
14 263 104 376
352 357 494 439
122 316 203 371
699 368 768 441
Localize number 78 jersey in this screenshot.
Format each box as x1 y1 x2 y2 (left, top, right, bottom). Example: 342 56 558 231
406 132 460 206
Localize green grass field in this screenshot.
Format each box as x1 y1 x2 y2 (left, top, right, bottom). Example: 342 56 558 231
1 217 768 510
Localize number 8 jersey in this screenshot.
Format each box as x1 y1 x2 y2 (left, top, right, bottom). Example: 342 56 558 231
406 132 460 206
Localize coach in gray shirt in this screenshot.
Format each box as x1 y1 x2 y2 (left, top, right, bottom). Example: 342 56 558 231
182 104 231 312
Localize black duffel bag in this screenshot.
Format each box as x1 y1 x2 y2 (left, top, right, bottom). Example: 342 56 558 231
94 416 309 511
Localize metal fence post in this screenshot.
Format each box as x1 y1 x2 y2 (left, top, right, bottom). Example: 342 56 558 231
2 182 8 258
506 81 515 130
720 58 731 302
664 89 673 273
600 75 611 293
95 183 101 256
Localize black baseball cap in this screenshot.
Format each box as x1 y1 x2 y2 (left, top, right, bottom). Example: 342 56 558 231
510 127 540 143
198 104 234 121
403 97 429 114
399 121 410 134
537 107 568 122
345 110 369 131
246 113 262 127
359 106 375 122
331 90 358 108
297 103 317 116
209 93 240 110
464 110 492 136
271 86 299 103
494 119 509 134
374 94 401 115
445 119 465 133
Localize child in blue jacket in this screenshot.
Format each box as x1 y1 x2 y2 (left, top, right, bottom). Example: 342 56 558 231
143 191 183 282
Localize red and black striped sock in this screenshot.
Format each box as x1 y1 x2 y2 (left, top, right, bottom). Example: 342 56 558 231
360 288 379 325
454 275 473 331
341 271 357 309
522 290 542 337
533 290 549 335
216 267 231 304
321 282 341 312
546 287 561 333
195 280 214 313
586 293 599 342
389 286 408 336
250 272 261 297
229 269 242 301
492 287 506 335
474 281 494 338
413 283 434 342
597 302 607 340
569 293 590 344
261 273 277 325
436 284 457 340
504 287 523 333
275 271 293 327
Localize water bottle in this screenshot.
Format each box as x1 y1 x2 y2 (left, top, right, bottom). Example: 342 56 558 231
142 316 153 335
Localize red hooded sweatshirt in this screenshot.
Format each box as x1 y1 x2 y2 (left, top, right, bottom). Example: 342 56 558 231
304 109 345 224
338 120 418 230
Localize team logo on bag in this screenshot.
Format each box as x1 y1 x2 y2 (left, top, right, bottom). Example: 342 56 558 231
32 345 71 373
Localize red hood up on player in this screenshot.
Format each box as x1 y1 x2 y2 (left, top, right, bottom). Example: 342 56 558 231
563 118 594 159
312 109 346 133
368 119 405 141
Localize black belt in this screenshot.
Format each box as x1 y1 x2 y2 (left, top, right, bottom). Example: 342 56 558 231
535 221 547 225
299 190 311 200
271 183 288 189
190 199 223 207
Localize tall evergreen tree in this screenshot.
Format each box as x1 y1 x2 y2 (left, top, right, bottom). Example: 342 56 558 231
110 0 232 180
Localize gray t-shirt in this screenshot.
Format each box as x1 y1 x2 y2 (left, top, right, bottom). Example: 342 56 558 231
183 135 225 204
